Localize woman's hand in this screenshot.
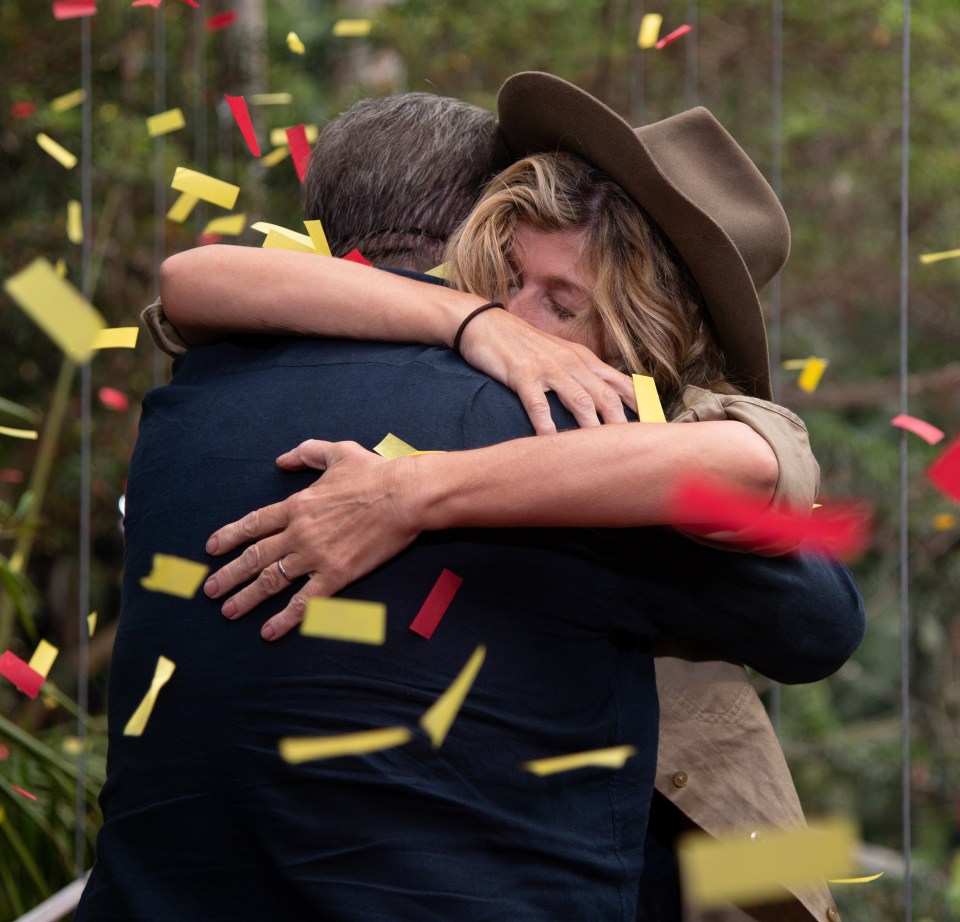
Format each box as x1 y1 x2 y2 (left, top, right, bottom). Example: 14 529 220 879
202 440 423 641
456 308 637 435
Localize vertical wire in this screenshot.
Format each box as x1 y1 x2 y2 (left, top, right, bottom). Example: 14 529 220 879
767 0 784 733
152 4 167 388
194 11 208 234
630 3 645 124
685 0 698 108
899 0 913 916
769 0 783 404
75 14 93 879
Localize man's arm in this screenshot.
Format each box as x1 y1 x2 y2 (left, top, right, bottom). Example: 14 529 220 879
613 529 865 684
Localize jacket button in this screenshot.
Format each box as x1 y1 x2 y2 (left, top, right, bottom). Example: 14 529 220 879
672 771 688 788
826 908 841 922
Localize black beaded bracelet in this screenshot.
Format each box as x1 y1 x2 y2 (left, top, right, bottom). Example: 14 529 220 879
452 301 505 356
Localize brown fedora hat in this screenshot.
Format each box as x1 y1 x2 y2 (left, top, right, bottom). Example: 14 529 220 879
496 71 789 400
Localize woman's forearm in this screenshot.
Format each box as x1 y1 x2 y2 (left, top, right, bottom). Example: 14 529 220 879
159 245 479 347
402 420 778 532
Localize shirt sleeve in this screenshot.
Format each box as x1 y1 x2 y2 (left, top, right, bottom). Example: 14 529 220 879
673 385 820 555
142 297 191 358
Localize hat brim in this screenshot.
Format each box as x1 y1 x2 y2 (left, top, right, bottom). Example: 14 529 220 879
497 72 782 400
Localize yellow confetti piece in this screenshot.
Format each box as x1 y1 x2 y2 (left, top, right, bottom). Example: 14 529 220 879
304 219 332 257
4 258 105 363
87 611 97 637
260 146 291 168
167 191 199 224
262 229 316 253
286 31 305 54
828 871 884 884
373 433 419 459
632 374 667 423
28 640 58 679
934 512 957 530
269 124 318 147
36 132 77 169
50 88 86 112
42 692 58 710
523 744 637 776
249 92 294 106
792 357 829 393
332 18 372 37
0 425 39 440
123 655 176 737
66 200 83 244
202 213 247 236
62 736 88 755
171 166 240 210
54 259 67 278
92 327 139 350
147 107 186 137
301 597 387 645
279 726 412 764
425 262 449 279
638 13 663 48
420 645 485 748
140 553 209 598
919 248 960 265
678 817 856 910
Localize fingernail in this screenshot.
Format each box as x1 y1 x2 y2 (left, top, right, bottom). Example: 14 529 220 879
222 599 236 619
261 623 275 640
204 576 218 597
206 535 219 553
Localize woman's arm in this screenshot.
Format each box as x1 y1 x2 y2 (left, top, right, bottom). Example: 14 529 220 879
204 420 779 640
159 245 634 433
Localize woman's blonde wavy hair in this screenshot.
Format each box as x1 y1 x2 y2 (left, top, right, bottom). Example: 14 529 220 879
444 152 743 417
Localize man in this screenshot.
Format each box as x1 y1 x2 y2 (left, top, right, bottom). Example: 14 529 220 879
78 92 862 920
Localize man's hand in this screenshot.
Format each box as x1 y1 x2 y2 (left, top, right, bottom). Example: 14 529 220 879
457 308 636 434
202 440 422 641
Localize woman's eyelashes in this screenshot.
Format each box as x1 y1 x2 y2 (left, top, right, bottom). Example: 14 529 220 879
545 296 577 322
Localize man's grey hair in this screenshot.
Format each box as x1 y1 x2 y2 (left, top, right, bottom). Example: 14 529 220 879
301 92 511 271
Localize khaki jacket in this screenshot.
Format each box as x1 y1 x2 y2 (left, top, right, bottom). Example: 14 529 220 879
664 389 841 922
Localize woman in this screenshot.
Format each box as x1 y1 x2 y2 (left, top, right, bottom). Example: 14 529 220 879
158 77 815 644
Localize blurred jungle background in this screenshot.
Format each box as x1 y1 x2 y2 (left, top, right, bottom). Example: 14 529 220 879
2 1 960 919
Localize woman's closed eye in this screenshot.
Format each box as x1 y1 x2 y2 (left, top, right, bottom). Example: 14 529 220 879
545 296 577 322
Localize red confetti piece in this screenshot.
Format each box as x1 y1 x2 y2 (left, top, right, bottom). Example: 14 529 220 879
0 470 24 484
98 387 129 412
197 233 223 246
670 478 871 560
12 785 38 801
0 651 45 698
10 102 36 120
409 569 463 639
180 0 199 6
0 744 9 760
655 24 692 48
53 0 98 18
342 249 371 265
891 413 945 446
131 0 163 6
285 124 312 183
225 94 261 157
206 11 236 31
928 435 960 501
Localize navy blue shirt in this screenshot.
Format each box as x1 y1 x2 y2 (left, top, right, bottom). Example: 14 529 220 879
79 337 862 921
